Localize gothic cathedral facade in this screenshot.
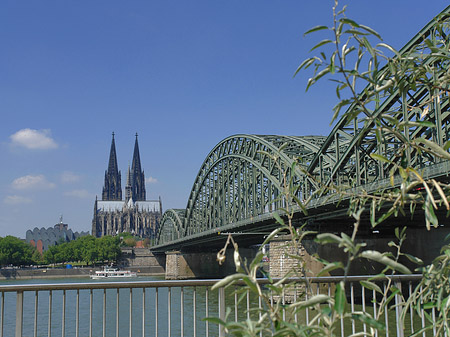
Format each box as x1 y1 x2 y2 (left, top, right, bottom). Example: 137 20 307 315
92 133 162 240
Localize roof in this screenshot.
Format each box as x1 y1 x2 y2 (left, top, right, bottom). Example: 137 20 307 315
96 200 160 213
97 201 125 212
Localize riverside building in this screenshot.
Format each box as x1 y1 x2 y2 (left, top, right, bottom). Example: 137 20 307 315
26 217 88 253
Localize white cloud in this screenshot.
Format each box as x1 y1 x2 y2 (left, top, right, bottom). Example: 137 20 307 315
11 175 56 190
64 189 92 199
145 176 158 184
10 128 58 150
61 171 81 183
3 195 32 205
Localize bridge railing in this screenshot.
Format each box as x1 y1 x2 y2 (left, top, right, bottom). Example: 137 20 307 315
1 275 424 337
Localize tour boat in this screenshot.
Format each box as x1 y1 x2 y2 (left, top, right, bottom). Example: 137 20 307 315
90 267 137 279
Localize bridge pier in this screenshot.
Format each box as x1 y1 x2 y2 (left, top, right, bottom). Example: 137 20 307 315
269 235 324 278
165 248 258 280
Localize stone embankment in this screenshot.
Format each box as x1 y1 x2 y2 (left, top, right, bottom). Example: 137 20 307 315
0 266 165 280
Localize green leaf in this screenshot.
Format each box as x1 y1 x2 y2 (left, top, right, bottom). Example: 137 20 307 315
402 253 423 265
315 233 343 245
290 294 329 308
340 232 355 251
304 25 329 36
314 66 332 82
425 195 439 229
211 273 247 290
423 301 436 310
359 250 412 274
352 313 385 331
250 251 264 272
310 39 333 52
360 24 381 39
292 195 308 215
294 57 318 77
341 18 360 28
445 233 450 242
262 227 287 246
317 261 344 277
202 317 226 325
370 153 390 163
371 199 376 227
360 280 382 294
330 51 337 74
398 120 435 129
273 211 285 226
377 42 399 56
343 29 369 36
242 276 258 294
362 36 376 58
414 137 450 160
373 207 395 226
334 281 346 314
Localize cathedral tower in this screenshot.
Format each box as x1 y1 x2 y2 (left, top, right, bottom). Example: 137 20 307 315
102 133 122 201
93 133 161 239
131 133 146 201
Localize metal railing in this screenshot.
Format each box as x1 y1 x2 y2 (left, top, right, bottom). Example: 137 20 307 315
0 275 425 337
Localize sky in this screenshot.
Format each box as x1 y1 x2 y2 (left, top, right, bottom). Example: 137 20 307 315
0 1 448 238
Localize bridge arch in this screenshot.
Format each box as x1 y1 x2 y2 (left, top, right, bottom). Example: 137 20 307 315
157 209 185 244
157 135 332 244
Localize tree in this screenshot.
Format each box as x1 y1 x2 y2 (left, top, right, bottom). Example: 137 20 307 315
0 236 36 266
210 2 450 335
98 236 121 263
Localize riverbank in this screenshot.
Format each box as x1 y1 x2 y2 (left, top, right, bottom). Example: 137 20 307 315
0 266 165 280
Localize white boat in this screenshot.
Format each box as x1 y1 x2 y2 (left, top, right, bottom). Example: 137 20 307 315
90 267 137 279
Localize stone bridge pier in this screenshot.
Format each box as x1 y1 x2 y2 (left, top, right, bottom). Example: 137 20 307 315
165 248 258 280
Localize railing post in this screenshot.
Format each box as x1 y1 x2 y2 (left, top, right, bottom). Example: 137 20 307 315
218 287 226 337
395 280 404 337
15 291 23 337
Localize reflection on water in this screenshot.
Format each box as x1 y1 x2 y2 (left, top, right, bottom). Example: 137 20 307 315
0 276 222 337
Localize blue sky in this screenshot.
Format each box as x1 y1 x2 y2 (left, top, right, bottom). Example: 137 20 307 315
0 1 448 238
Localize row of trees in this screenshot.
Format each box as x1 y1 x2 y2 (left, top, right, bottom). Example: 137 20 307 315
0 235 123 267
43 235 122 266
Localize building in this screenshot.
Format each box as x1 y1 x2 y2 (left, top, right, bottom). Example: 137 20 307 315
92 133 162 240
26 217 89 253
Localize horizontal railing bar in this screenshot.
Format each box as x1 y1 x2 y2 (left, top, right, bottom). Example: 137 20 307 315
0 274 423 292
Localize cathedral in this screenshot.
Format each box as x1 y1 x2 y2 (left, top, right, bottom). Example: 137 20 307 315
92 133 162 240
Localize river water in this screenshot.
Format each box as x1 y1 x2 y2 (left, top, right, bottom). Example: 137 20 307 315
0 276 224 337
1 276 424 336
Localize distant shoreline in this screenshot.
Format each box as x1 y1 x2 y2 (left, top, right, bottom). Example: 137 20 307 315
0 266 165 280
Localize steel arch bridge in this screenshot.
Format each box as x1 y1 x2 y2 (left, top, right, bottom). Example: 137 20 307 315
155 6 450 250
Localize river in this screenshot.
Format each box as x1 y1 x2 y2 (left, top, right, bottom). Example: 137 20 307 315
0 276 223 337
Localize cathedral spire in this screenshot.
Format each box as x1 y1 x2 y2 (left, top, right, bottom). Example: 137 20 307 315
125 165 132 201
102 132 122 201
131 133 146 201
